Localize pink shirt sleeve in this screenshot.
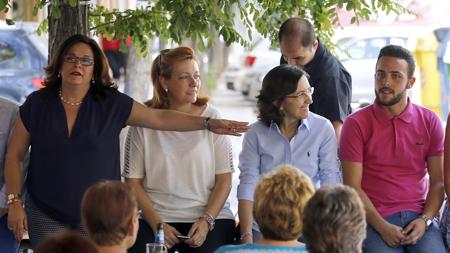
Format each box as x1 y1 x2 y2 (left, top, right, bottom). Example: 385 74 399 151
427 112 444 157
339 117 365 163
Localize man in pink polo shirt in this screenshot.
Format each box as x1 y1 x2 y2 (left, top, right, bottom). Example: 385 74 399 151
340 45 446 253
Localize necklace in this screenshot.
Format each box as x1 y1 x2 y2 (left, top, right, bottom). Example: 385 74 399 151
59 89 83 106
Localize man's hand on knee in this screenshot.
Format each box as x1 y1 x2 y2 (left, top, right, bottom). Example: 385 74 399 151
379 222 406 247
401 218 426 245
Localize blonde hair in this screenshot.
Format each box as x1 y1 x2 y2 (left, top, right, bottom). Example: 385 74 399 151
253 164 315 240
148 46 208 108
303 185 366 253
81 181 137 246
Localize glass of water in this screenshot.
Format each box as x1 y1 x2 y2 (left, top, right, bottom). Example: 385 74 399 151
146 243 168 253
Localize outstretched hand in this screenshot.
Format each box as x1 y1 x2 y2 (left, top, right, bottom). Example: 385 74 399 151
208 119 249 136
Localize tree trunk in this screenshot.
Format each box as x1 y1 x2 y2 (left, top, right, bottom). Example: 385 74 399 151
48 1 89 62
124 45 152 103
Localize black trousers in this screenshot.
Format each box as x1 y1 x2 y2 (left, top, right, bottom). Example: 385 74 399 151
128 219 236 253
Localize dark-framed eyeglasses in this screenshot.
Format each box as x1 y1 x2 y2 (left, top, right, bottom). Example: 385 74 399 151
285 86 314 99
63 55 94 66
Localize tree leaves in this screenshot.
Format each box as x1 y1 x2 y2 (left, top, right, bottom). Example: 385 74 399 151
0 0 407 55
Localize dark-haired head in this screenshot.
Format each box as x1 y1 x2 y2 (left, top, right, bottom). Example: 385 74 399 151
35 230 99 253
278 18 316 48
43 34 115 97
377 45 415 78
257 65 308 126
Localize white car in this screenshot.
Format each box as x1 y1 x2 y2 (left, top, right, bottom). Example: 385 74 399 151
241 38 280 100
337 35 408 106
224 38 279 96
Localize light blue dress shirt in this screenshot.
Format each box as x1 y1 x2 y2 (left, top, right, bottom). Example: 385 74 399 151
237 112 341 202
215 243 308 253
0 98 19 208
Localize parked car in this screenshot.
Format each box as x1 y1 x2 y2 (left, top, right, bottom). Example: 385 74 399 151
224 38 279 96
336 35 408 105
243 32 414 105
0 22 48 103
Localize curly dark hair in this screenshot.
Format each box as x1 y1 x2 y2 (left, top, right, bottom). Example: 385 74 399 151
257 65 307 126
43 34 116 99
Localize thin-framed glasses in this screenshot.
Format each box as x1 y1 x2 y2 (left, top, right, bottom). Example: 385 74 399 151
63 55 94 66
285 86 314 99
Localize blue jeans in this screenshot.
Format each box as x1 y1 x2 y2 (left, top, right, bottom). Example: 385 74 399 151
364 211 446 253
0 214 19 253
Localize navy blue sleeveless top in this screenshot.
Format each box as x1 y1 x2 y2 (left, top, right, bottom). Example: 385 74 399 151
20 88 133 224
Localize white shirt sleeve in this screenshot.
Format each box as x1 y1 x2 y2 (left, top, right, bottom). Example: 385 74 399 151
122 126 145 179
213 134 234 174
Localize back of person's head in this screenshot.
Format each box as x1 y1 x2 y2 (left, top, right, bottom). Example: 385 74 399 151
303 185 366 253
278 17 316 47
149 46 207 108
253 164 315 241
377 44 415 78
257 64 308 126
81 180 138 246
35 230 99 253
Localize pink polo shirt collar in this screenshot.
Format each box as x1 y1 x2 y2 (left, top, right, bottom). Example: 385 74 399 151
372 98 414 124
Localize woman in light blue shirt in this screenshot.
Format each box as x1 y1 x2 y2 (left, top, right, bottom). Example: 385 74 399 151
237 65 341 243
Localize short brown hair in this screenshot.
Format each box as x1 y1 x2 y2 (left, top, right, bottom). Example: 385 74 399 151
253 164 315 241
35 230 98 253
81 181 137 246
278 18 316 47
303 185 366 253
148 46 207 108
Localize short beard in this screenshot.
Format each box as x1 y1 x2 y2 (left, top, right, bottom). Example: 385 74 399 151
375 88 406 106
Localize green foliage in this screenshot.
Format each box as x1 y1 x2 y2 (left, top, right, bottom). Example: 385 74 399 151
0 0 408 55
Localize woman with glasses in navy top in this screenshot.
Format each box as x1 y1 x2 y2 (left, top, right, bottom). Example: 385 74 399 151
237 64 341 243
4 34 248 248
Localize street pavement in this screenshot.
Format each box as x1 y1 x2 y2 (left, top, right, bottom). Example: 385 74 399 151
210 85 257 216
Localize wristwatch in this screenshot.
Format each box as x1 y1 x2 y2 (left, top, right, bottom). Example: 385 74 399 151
199 214 215 231
203 117 211 130
421 214 432 230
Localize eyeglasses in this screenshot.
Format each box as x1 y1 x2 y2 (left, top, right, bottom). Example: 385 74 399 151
375 71 405 81
63 55 94 66
285 87 314 99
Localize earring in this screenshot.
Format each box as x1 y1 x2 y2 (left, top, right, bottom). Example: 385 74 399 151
91 78 95 84
58 72 61 78
164 88 168 93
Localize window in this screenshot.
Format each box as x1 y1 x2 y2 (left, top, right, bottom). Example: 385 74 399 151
0 41 15 62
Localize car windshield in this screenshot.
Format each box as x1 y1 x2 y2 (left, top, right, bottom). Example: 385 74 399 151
0 29 47 70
